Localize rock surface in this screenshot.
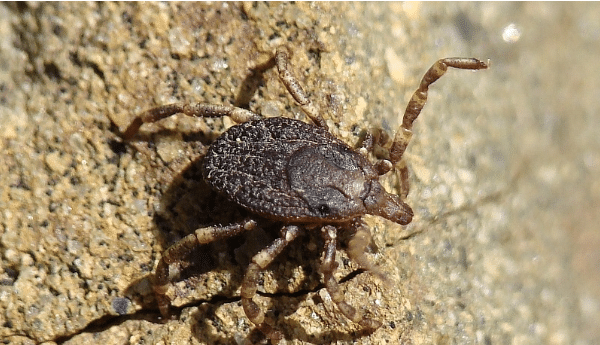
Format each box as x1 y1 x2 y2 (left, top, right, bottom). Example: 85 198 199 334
1 2 598 344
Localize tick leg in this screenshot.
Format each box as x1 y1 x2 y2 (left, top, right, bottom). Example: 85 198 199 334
276 46 328 129
358 128 391 154
397 160 410 199
346 220 387 283
389 58 489 165
358 129 394 176
358 132 375 154
154 219 258 319
241 225 301 343
123 103 261 140
321 225 381 330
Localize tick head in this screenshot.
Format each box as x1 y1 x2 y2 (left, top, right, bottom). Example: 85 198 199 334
363 180 413 225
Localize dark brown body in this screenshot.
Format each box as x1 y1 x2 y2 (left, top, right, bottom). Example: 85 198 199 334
203 117 413 224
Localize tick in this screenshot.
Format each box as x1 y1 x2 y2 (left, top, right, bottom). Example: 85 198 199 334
123 46 488 343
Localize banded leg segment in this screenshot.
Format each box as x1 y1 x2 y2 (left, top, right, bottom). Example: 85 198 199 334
276 46 327 129
321 225 381 329
154 219 258 318
123 103 261 140
360 129 410 197
389 58 489 165
346 220 388 283
241 225 301 343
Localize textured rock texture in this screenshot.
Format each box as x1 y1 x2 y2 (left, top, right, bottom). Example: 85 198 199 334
1 3 598 345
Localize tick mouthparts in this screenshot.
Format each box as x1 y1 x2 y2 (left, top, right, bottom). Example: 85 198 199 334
374 193 414 225
364 183 413 225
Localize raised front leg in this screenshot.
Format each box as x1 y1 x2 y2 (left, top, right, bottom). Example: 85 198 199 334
241 225 301 343
154 219 258 318
321 225 381 330
122 103 261 140
389 58 489 165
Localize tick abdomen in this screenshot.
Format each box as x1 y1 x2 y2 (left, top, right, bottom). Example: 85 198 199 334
202 117 373 222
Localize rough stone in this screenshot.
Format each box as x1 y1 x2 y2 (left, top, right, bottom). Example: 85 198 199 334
1 2 598 344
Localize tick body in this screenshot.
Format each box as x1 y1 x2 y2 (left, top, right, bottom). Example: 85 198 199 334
123 46 487 343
